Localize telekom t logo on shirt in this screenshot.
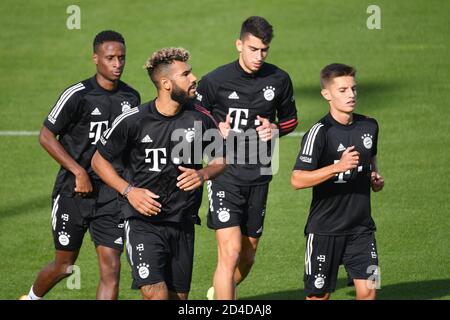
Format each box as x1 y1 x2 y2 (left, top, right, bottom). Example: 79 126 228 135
145 148 167 172
89 121 108 145
228 108 249 132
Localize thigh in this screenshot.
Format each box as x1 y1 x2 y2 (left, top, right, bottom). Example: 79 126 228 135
343 232 379 281
89 200 124 251
125 219 168 290
166 220 195 294
206 180 245 230
241 184 269 238
51 195 89 251
303 234 346 296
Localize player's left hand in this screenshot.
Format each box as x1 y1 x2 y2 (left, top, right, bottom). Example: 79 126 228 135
256 116 278 142
177 166 204 191
371 171 384 192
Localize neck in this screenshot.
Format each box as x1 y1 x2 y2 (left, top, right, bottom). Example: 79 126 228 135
329 108 353 125
96 74 118 91
155 96 181 116
238 57 255 74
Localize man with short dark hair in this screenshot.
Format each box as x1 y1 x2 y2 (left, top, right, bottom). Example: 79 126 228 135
91 47 226 300
196 16 298 300
20 30 140 300
291 63 384 300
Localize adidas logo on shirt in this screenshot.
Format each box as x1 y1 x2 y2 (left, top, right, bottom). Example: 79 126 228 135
228 91 239 100
141 135 153 143
114 237 123 245
337 143 346 152
91 108 102 116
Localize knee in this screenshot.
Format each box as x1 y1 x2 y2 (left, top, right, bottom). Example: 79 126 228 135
101 259 121 274
99 262 121 283
218 238 241 261
218 246 241 268
54 261 75 279
356 288 376 300
98 251 121 280
141 282 168 300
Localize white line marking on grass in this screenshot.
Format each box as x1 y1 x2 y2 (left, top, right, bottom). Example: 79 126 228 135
0 131 39 136
287 131 305 137
0 131 305 138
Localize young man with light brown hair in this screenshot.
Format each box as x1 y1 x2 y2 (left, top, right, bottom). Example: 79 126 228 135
291 63 384 300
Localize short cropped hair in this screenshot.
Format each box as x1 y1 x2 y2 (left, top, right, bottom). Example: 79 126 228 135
240 16 274 45
320 63 356 88
144 47 190 87
93 30 125 53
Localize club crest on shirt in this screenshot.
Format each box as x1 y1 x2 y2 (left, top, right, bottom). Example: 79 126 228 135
361 133 373 149
263 86 275 101
121 101 131 112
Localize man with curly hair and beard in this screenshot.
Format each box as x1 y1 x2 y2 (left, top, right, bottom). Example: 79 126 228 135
92 47 226 300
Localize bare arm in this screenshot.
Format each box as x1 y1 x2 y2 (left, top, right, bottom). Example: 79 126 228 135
291 146 359 190
370 156 384 192
177 157 226 191
39 126 92 195
91 151 161 216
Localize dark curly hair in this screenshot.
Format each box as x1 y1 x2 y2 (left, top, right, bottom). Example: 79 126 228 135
93 30 125 53
144 47 190 87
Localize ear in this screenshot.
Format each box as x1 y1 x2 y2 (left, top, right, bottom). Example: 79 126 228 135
93 53 98 65
160 77 171 91
321 88 331 101
236 39 243 53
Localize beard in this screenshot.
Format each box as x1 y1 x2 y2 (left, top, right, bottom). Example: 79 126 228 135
171 82 195 106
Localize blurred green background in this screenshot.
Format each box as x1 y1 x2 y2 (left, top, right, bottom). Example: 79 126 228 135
0 0 449 300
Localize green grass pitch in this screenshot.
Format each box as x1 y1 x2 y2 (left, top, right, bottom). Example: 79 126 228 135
0 0 449 300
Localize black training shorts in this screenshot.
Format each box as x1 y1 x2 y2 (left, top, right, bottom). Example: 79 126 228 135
206 180 269 238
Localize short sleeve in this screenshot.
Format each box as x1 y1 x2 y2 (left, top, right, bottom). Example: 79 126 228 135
293 123 325 171
195 76 216 112
196 108 225 162
96 108 139 162
44 83 85 135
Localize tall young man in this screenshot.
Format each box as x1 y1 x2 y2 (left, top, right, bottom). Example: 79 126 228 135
291 63 384 300
196 16 298 299
21 30 140 300
91 47 226 300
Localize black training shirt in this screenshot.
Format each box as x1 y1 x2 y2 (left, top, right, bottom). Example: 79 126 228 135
44 76 140 200
196 60 298 186
293 113 379 235
97 100 223 223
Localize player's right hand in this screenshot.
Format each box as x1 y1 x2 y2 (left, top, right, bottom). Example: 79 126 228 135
218 114 231 138
74 169 93 196
127 187 161 216
336 146 359 172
